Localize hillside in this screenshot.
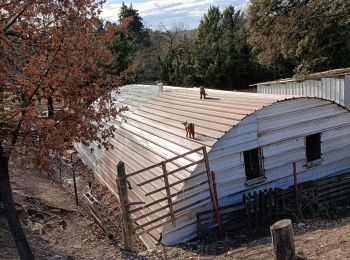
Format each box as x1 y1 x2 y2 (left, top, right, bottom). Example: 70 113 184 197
2 163 350 259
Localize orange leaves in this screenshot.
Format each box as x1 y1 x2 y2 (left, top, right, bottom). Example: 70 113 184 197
0 0 125 165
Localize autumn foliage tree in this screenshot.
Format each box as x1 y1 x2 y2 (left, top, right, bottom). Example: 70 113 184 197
0 1 127 258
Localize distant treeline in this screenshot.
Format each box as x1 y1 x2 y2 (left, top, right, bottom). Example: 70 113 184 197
99 1 350 90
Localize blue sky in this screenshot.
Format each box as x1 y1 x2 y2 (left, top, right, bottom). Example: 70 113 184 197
101 0 249 30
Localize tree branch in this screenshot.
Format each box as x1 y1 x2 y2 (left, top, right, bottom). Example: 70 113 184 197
10 36 65 149
2 1 32 33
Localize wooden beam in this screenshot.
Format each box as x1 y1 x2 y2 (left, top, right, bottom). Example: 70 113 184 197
133 212 172 232
162 162 176 227
116 161 134 252
126 146 204 178
203 146 223 234
138 159 205 187
129 186 210 215
145 169 207 197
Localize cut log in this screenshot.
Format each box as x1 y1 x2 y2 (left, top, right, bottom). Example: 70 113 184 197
270 219 295 260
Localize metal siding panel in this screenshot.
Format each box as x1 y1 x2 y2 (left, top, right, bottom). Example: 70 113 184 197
299 82 303 95
257 85 261 93
288 83 292 95
317 80 321 97
331 78 336 101
327 78 332 100
321 78 326 99
258 113 350 146
335 78 340 104
304 81 309 96
344 75 350 107
309 81 314 96
257 104 343 132
263 137 304 158
256 98 329 118
339 78 345 105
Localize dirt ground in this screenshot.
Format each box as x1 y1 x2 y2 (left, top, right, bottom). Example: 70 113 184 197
1 165 126 259
2 164 350 259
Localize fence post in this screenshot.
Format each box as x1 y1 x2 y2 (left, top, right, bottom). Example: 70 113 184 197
260 190 266 226
292 162 299 212
270 219 295 260
202 146 223 235
253 191 259 232
246 193 252 230
209 171 223 235
59 160 62 187
267 188 273 224
161 162 176 227
71 162 79 206
67 150 79 205
116 161 134 252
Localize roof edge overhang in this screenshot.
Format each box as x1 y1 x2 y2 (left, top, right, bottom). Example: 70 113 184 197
251 68 350 87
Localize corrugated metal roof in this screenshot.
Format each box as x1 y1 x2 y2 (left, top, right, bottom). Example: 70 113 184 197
252 68 350 86
78 84 295 247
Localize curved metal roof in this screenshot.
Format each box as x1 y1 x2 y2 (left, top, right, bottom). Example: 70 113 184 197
78 84 296 247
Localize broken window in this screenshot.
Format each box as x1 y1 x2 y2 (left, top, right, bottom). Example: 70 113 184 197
243 148 263 180
306 133 321 162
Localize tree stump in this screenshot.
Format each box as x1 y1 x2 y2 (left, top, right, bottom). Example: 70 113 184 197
270 219 295 260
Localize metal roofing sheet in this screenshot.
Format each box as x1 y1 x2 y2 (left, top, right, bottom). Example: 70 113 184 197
253 67 350 86
80 84 295 247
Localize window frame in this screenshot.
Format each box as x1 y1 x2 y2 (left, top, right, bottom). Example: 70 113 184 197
243 147 265 186
305 133 322 164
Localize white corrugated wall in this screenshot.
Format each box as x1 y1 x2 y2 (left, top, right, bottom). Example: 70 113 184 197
257 77 347 107
162 98 350 245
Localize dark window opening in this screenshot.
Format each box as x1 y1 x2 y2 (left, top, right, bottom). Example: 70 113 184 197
244 148 263 180
306 133 321 162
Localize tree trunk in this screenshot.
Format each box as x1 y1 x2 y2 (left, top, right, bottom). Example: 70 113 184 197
48 96 54 117
0 145 35 260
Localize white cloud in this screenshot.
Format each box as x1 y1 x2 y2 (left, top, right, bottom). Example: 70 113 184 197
101 0 249 28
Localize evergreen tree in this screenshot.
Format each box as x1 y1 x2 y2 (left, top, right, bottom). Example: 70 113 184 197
108 2 150 75
191 6 266 89
194 6 223 87
247 0 350 76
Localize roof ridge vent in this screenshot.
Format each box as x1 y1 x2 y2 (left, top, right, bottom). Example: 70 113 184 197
156 81 163 92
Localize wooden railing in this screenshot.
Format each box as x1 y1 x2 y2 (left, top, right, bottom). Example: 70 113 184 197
117 146 222 238
197 171 350 238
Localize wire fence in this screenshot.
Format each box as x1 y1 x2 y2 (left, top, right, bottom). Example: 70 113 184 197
48 152 82 205
48 152 123 240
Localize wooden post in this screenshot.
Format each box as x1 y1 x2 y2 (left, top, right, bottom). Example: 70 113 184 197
196 213 203 239
246 193 252 230
59 160 62 187
72 163 79 206
292 162 299 212
67 150 78 205
161 162 176 227
275 189 283 219
202 146 223 235
116 161 134 252
253 191 259 232
260 190 266 226
270 219 295 260
267 188 273 224
209 171 223 235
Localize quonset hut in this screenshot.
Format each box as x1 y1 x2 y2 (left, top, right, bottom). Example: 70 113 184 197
255 68 350 108
76 84 350 248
